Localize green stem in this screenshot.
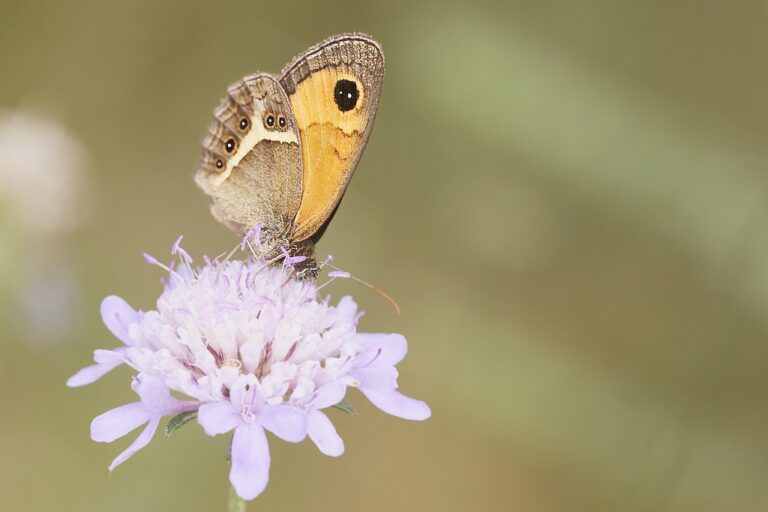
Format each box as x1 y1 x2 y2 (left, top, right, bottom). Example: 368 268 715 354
228 484 247 512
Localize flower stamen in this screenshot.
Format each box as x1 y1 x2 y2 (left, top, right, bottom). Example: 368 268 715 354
223 358 242 370
241 404 256 423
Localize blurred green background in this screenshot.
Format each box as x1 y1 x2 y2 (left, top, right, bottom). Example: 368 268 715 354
2 1 768 510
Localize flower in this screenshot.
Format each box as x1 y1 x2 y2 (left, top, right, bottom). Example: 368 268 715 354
69 234 430 500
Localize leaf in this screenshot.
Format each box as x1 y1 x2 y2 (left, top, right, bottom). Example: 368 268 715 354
332 399 356 415
165 411 197 438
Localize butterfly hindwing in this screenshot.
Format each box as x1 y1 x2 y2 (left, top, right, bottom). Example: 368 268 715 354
195 73 303 237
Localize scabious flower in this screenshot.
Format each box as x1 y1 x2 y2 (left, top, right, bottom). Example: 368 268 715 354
69 234 430 500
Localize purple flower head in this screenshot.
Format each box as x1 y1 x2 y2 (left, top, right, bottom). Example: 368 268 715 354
69 237 430 500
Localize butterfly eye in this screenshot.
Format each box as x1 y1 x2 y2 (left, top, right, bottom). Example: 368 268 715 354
278 115 286 128
224 138 237 153
264 113 275 128
215 159 224 170
239 117 249 130
334 79 359 112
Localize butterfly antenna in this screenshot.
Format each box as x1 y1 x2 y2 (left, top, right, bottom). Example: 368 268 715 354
326 263 400 315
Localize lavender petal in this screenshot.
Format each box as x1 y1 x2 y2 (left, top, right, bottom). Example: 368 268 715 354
312 381 347 409
259 404 307 443
354 333 408 368
307 410 344 457
198 402 241 436
66 350 123 388
354 366 399 390
108 416 160 471
230 424 270 501
90 402 150 442
100 295 140 346
359 388 431 421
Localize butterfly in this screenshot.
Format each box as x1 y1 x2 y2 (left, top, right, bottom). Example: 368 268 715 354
195 33 384 267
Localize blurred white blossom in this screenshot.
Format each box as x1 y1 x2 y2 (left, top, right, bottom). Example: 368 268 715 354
0 110 87 343
0 110 86 235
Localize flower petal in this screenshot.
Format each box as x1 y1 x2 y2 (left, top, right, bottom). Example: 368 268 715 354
359 388 431 421
335 296 359 323
108 416 160 471
198 402 240 436
230 424 270 501
353 366 398 390
100 295 140 346
93 348 125 364
66 349 125 387
259 405 307 443
239 339 264 374
307 410 344 457
91 402 150 442
312 381 347 409
133 374 183 414
229 374 262 410
354 333 408 368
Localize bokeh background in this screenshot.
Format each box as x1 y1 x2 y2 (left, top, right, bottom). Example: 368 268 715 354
2 1 768 510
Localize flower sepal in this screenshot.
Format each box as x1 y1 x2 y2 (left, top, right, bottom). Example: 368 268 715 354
332 399 356 415
165 411 198 438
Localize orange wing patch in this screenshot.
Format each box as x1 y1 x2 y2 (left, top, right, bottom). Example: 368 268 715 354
280 34 384 242
290 69 367 240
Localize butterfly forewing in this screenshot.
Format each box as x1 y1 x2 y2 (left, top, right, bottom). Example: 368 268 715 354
279 33 385 242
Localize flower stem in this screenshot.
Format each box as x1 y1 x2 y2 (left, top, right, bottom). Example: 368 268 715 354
228 484 247 512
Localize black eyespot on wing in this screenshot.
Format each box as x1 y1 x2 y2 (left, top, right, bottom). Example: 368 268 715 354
265 113 275 128
239 117 249 130
215 159 224 170
278 115 286 128
334 79 359 112
224 138 237 153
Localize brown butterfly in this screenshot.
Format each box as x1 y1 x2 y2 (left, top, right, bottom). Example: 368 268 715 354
195 33 384 266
